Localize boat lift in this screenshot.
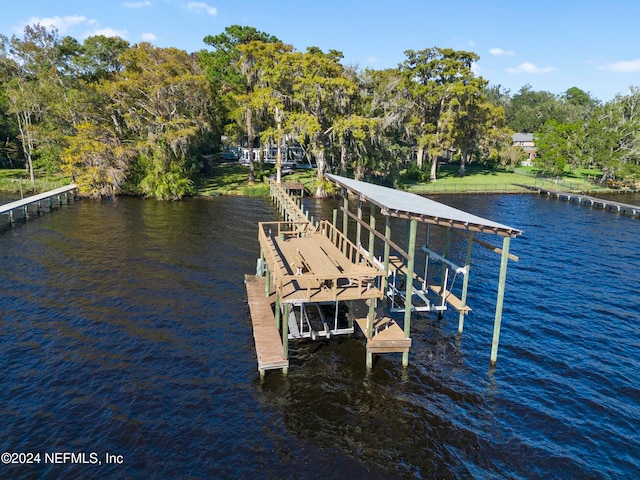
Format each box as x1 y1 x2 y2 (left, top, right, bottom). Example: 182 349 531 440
326 173 522 367
286 300 353 340
386 246 467 314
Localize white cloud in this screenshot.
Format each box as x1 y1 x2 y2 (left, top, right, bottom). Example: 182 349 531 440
598 59 640 72
123 1 152 7
471 62 481 75
91 27 128 39
15 15 127 41
489 48 515 56
186 2 217 16
507 62 556 74
141 32 158 41
24 15 87 34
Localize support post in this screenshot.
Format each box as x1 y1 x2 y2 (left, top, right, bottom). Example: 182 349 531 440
368 203 376 259
490 236 511 366
265 264 270 297
274 293 281 329
382 216 391 303
342 195 349 254
458 232 474 333
332 208 337 243
423 225 431 290
402 219 417 367
366 298 376 370
356 198 362 248
438 227 452 319
282 303 289 375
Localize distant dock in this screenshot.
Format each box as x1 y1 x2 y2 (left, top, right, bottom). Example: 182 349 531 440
515 184 639 217
0 184 78 226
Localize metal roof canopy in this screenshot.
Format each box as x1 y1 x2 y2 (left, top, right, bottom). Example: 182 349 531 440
326 174 522 238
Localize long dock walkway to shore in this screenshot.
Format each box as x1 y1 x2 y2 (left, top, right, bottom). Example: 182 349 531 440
245 274 289 378
516 184 639 217
1 184 78 225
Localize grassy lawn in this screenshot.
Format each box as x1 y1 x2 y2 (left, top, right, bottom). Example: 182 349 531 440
192 161 617 197
0 169 71 195
401 163 604 194
2 161 622 199
193 161 275 197
192 161 323 197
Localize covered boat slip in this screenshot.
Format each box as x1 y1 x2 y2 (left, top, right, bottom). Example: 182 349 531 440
246 176 522 375
326 173 522 368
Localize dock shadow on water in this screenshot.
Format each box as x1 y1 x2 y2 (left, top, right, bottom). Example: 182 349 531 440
1 193 639 479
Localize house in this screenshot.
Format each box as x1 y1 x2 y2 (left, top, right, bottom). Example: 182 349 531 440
512 133 536 166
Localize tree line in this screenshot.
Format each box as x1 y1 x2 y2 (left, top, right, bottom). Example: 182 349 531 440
1 24 638 199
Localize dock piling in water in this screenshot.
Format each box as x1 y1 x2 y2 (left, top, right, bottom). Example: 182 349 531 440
515 184 640 217
1 184 78 227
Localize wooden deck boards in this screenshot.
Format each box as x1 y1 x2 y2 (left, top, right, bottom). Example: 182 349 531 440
428 285 471 312
266 233 384 304
244 274 288 372
352 300 412 354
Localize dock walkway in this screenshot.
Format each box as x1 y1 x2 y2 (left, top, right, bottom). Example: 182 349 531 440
516 184 639 217
1 184 78 224
244 274 289 377
351 300 412 355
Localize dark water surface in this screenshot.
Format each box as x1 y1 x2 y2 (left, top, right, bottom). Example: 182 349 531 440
1 192 638 479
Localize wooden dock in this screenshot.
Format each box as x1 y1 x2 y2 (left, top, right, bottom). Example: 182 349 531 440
1 184 78 224
249 175 522 370
259 221 384 305
351 300 411 355
244 274 289 376
516 184 640 217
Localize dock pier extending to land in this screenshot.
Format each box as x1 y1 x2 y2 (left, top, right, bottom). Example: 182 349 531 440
516 184 639 217
1 184 78 226
246 176 522 376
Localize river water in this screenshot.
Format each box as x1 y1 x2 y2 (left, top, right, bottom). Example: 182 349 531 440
0 191 638 479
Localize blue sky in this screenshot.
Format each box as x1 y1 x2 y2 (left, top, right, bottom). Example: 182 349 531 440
2 0 640 102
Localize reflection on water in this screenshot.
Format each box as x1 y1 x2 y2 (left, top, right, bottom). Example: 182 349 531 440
1 192 639 479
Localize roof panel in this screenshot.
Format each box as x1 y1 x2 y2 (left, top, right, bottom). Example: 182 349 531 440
326 174 522 237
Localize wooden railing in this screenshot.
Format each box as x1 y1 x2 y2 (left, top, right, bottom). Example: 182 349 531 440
269 180 308 223
258 220 383 301
316 220 379 269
